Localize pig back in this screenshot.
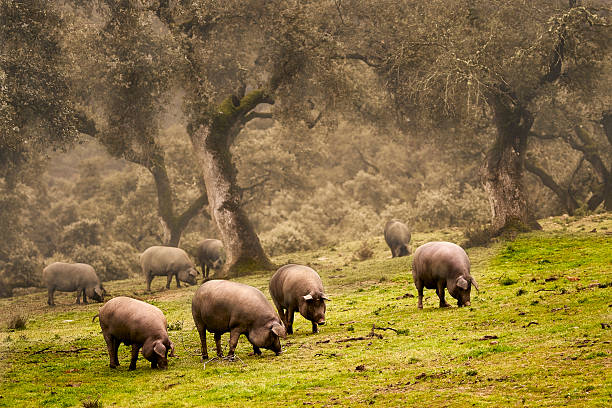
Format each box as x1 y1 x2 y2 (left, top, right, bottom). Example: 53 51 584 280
43 262 98 291
99 296 167 343
384 220 411 245
192 280 276 331
270 264 324 306
196 239 223 263
412 242 470 284
141 246 194 276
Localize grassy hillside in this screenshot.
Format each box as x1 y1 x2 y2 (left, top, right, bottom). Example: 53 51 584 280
1 214 611 407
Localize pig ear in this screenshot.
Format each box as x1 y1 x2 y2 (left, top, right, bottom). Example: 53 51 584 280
470 276 480 292
456 276 469 290
94 287 103 298
271 322 287 339
153 341 166 358
321 294 331 301
303 294 313 301
169 341 176 357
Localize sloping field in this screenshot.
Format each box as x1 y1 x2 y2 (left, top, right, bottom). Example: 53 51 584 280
1 214 610 407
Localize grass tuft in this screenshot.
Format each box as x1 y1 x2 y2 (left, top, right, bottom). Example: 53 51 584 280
6 314 27 330
354 240 374 261
82 396 102 408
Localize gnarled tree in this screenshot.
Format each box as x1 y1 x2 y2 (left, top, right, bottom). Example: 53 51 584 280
334 0 610 234
70 1 208 247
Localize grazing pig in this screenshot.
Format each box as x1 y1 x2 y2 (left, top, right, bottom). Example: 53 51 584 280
140 246 198 291
42 262 105 306
96 296 174 370
411 241 479 309
269 264 329 334
191 280 286 361
195 239 225 279
384 219 411 257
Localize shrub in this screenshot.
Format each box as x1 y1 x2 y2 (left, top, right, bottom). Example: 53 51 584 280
0 239 43 297
70 241 139 281
58 219 103 255
354 241 374 261
260 220 313 256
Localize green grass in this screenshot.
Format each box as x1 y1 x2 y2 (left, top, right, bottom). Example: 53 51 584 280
1 214 611 407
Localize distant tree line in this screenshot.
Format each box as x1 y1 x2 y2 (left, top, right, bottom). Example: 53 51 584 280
0 0 609 296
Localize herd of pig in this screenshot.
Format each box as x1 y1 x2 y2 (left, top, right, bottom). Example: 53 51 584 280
40 219 479 370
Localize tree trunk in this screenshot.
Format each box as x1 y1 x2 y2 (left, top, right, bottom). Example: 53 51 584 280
189 92 275 277
482 92 541 233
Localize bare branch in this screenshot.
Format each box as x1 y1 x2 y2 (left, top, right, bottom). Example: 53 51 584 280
354 148 380 174
306 110 324 129
244 111 273 123
337 53 382 68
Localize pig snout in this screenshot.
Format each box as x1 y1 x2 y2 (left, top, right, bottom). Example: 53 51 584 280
317 318 326 325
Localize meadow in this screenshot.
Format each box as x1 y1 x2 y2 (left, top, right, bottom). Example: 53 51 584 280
1 214 611 407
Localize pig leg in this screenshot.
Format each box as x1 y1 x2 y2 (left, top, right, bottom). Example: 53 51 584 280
214 333 223 357
75 288 82 304
47 287 55 306
272 299 286 327
103 333 119 368
82 289 88 304
286 307 295 334
165 273 173 289
227 329 241 360
175 273 181 288
146 272 153 292
204 265 209 279
195 321 209 360
129 344 141 371
311 322 318 334
415 279 424 309
251 345 262 356
436 281 450 308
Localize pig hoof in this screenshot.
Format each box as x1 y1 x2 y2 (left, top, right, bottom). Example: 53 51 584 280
201 355 209 361
109 364 118 369
128 365 136 371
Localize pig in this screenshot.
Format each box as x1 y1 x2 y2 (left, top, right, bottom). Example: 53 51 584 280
140 246 198 292
191 280 286 361
384 219 412 257
269 264 329 334
96 296 174 370
195 239 226 279
411 241 479 309
42 262 105 306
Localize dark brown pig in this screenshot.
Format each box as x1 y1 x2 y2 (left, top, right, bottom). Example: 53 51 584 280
195 239 225 279
96 296 174 370
269 264 329 334
384 220 411 257
191 280 286 361
411 241 479 309
42 262 105 306
140 246 198 291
